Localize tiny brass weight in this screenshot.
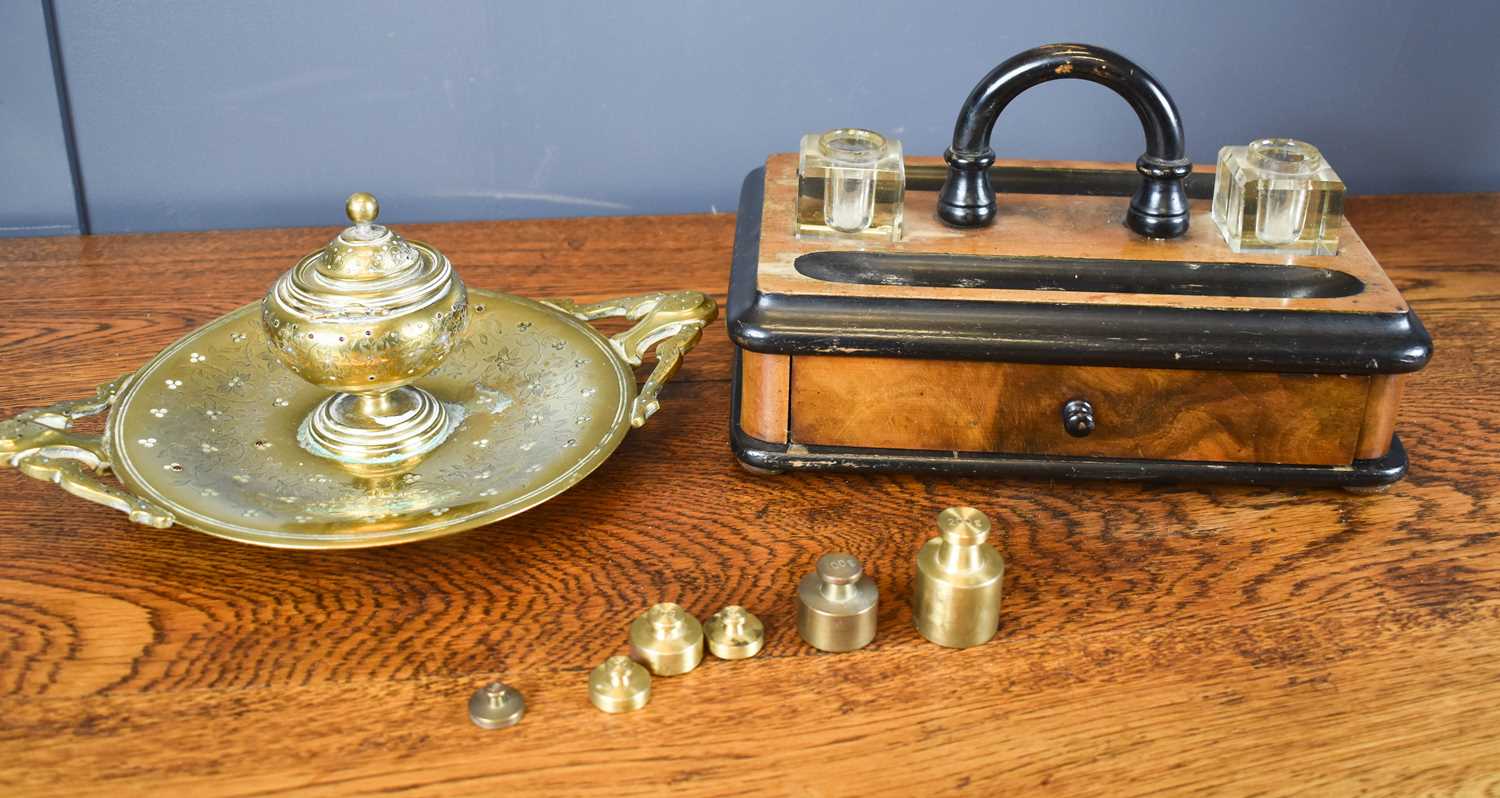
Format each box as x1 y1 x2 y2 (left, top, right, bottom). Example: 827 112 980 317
468 681 525 729
913 507 1005 648
628 603 704 675
262 192 470 465
589 656 651 714
704 605 765 660
797 553 878 652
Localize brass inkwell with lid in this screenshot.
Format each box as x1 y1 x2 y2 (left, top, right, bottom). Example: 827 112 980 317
0 193 716 548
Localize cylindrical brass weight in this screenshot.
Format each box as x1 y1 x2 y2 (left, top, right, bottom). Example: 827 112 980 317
704 605 765 660
797 553 878 652
628 602 704 675
913 506 1005 648
589 655 651 713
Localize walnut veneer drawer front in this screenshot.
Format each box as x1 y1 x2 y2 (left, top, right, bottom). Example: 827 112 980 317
788 355 1371 466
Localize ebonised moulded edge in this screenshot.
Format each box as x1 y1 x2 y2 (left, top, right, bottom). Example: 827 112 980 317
727 167 1433 376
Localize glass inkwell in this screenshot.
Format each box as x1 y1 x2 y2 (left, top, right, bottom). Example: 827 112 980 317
1212 138 1346 255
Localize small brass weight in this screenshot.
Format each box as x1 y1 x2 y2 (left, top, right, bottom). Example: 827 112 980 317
261 192 470 465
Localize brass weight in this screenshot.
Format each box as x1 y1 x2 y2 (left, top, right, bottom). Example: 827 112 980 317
796 553 879 652
588 656 651 713
704 605 765 660
467 681 525 729
912 507 1005 648
628 603 704 675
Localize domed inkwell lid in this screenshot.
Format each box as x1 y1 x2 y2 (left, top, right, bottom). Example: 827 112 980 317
322 192 418 276
275 192 458 318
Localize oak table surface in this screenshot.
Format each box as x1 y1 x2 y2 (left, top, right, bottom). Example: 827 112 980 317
1 195 1497 797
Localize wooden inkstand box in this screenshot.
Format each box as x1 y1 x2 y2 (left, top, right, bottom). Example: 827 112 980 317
727 44 1431 489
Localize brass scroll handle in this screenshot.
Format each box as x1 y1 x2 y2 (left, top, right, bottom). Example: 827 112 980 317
542 291 719 427
0 374 175 529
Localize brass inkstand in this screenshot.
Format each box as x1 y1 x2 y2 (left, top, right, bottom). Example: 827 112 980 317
0 193 716 548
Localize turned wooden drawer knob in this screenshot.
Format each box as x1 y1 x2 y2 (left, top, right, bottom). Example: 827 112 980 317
1062 399 1095 437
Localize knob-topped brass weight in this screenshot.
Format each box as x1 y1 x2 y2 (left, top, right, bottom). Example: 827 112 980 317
467 681 525 729
913 506 1005 648
797 553 879 652
262 193 470 465
704 605 765 660
588 656 651 713
628 602 704 675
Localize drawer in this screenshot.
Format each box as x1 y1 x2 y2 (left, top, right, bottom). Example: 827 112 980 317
787 355 1371 466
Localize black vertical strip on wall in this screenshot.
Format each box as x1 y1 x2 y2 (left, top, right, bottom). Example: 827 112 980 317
40 0 89 235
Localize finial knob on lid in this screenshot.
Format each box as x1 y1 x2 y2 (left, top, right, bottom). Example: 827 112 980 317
345 191 379 225
261 193 470 466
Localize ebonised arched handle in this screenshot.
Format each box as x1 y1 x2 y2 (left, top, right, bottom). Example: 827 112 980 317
937 43 1192 238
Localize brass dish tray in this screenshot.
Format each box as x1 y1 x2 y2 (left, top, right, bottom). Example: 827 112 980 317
0 195 716 548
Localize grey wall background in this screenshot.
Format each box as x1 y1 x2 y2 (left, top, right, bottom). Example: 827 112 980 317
4 0 1498 237
1 1 83 235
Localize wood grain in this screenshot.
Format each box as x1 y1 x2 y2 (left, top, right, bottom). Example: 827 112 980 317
1356 375 1406 459
787 356 1369 465
0 195 1496 796
737 351 789 444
